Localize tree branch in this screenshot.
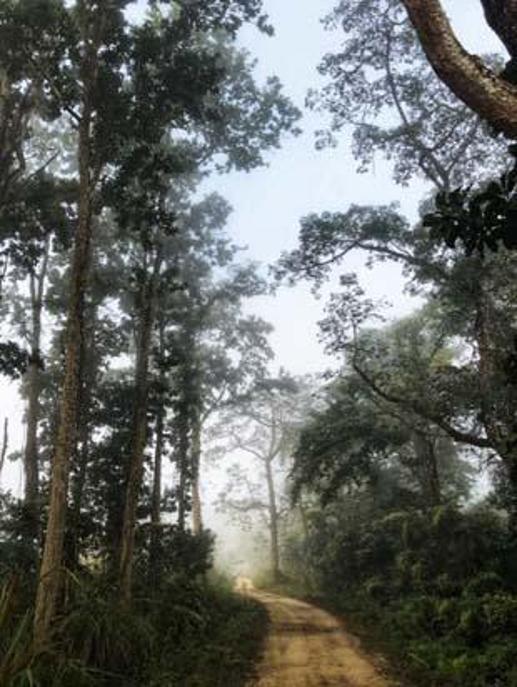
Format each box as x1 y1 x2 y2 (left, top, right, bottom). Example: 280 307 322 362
400 0 517 138
352 357 492 449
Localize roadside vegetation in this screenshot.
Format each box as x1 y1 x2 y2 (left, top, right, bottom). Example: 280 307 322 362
3 1 517 686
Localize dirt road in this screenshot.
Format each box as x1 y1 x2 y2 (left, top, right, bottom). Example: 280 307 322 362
247 589 393 687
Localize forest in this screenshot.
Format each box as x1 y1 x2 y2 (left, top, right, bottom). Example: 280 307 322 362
1 1 517 686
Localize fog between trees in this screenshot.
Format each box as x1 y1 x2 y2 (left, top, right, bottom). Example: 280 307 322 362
2 1 517 686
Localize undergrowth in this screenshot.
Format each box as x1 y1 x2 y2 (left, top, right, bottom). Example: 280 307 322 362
274 505 517 687
0 572 268 687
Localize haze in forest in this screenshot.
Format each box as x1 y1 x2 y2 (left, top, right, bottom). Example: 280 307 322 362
2 1 517 686
0 0 499 498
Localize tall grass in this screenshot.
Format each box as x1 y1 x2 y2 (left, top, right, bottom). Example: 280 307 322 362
0 572 267 687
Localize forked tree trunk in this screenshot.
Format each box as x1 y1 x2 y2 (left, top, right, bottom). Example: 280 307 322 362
118 248 162 603
24 236 50 541
33 91 95 646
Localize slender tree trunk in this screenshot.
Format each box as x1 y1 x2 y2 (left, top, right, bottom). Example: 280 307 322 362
24 236 50 540
298 501 314 593
176 357 191 533
33 81 95 646
191 412 203 535
177 410 189 533
150 321 165 582
66 313 96 570
264 454 281 581
150 404 164 581
0 417 8 476
118 248 162 603
298 502 309 542
505 455 517 534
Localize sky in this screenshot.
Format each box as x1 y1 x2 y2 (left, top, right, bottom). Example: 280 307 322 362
203 0 504 375
0 1 506 522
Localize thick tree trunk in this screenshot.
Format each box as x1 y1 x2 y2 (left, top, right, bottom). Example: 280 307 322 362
401 0 517 138
33 97 94 646
118 248 161 603
264 454 281 581
191 412 203 535
24 237 50 541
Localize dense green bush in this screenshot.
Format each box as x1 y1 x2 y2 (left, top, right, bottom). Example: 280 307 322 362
285 501 517 686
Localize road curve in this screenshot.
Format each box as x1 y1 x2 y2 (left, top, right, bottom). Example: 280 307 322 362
247 589 393 687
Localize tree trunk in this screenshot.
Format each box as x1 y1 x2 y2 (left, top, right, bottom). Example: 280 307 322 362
33 83 95 646
505 455 517 534
176 358 191 533
412 431 442 507
400 0 517 138
24 236 50 541
191 412 203 535
66 312 96 570
118 247 162 603
298 502 309 542
177 411 189 533
150 321 165 582
0 417 8 476
264 454 281 581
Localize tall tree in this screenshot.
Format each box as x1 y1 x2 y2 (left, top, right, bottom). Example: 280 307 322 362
311 0 506 188
33 0 127 644
217 377 308 581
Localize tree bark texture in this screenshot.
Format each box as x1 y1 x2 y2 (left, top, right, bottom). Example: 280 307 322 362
191 411 203 535
401 0 517 138
33 99 94 645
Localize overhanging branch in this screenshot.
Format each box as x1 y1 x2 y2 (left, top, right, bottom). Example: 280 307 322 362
401 0 517 138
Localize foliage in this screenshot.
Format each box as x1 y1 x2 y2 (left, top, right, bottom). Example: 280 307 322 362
0 545 267 687
424 150 517 254
308 0 506 188
283 492 517 686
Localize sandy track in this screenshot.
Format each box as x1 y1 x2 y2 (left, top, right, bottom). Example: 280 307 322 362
247 590 393 687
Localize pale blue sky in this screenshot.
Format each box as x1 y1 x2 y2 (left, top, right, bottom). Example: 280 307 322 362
204 0 503 374
0 1 505 497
